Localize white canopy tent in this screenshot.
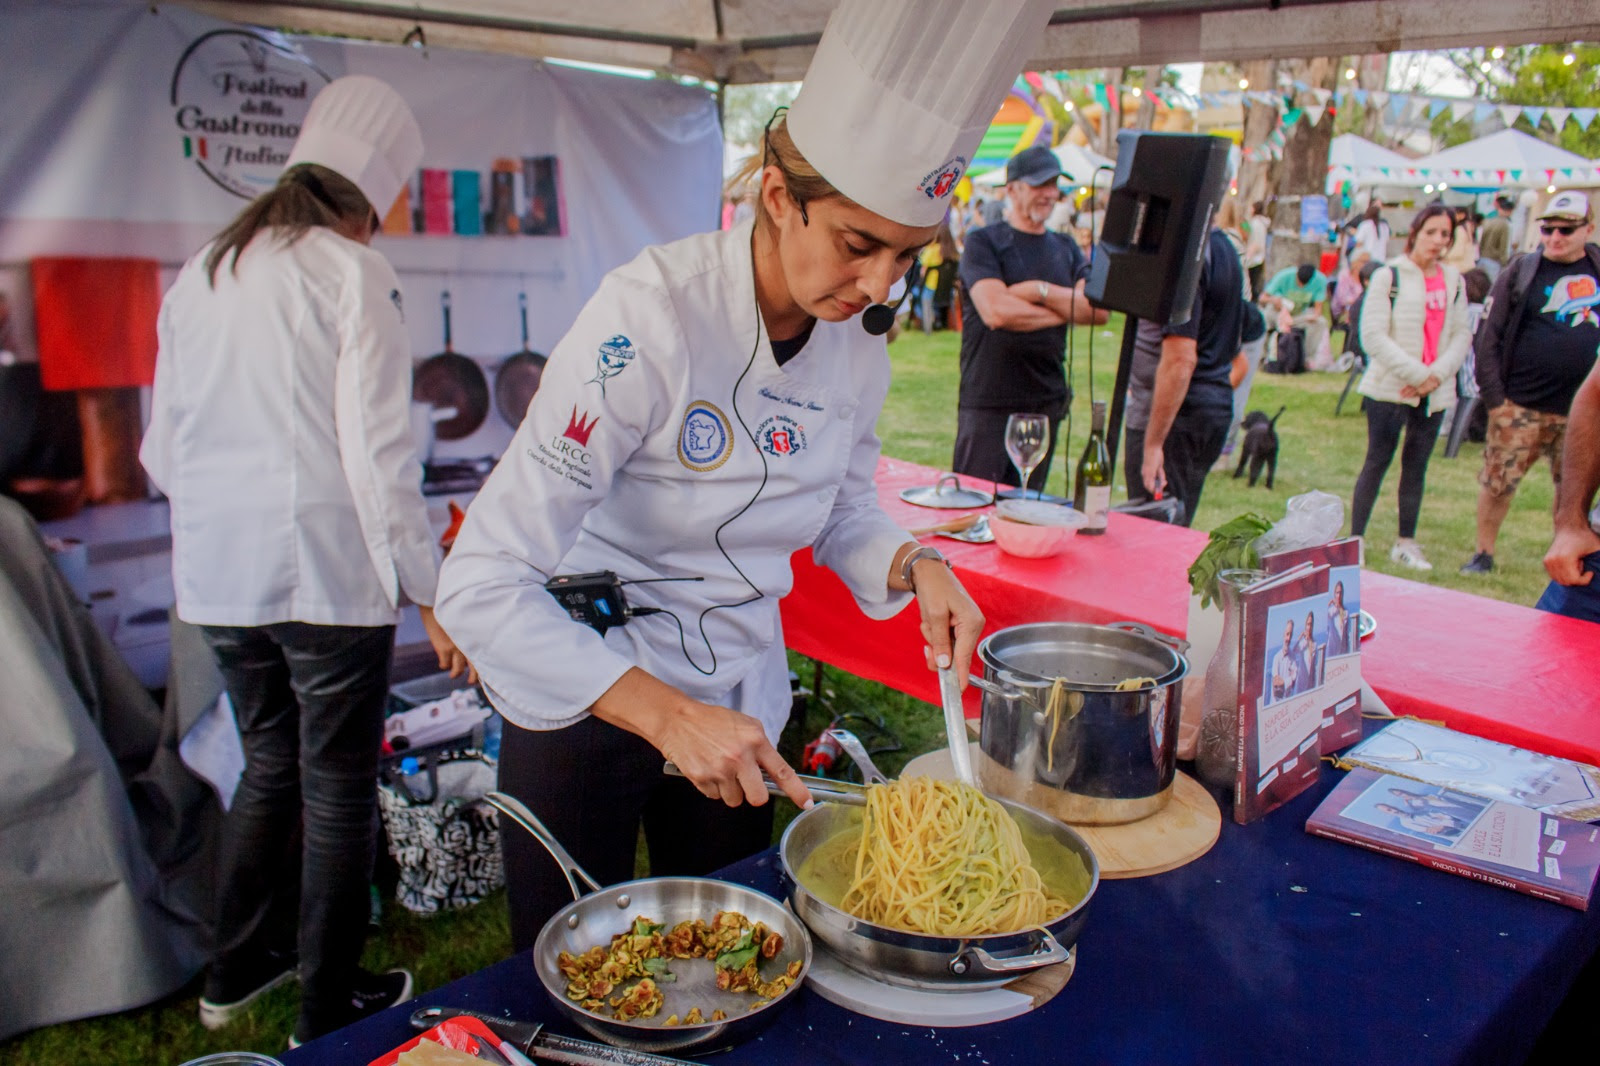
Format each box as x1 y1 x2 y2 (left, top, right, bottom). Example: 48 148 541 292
1326 134 1417 190
971 142 1114 188
1409 129 1600 190
176 0 1600 83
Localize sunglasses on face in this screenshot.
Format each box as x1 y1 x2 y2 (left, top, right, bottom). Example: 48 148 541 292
1541 223 1578 236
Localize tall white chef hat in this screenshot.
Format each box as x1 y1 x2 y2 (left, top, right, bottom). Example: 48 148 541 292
786 0 1056 229
285 75 423 218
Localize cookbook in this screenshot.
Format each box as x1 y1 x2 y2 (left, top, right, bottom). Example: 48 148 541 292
1337 718 1600 822
1261 537 1362 752
1306 766 1600 910
1233 563 1328 824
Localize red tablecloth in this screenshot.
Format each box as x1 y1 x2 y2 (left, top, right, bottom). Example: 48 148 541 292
780 457 1600 764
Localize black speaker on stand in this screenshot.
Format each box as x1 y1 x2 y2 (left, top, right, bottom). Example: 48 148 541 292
1084 131 1230 494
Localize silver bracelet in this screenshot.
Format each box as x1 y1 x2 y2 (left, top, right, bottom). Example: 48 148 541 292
900 545 951 594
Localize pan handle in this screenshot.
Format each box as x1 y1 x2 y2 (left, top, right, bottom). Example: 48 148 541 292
518 291 529 347
442 290 453 352
957 930 1073 976
483 791 602 902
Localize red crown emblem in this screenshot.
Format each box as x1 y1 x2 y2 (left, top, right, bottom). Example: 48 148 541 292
563 406 599 447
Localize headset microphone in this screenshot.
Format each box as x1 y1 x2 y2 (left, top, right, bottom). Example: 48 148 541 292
860 264 917 336
861 303 895 336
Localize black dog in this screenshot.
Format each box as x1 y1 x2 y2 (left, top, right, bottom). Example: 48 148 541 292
1233 406 1286 489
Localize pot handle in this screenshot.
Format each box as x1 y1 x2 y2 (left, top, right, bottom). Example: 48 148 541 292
1105 619 1191 655
969 672 1055 702
484 790 603 902
957 930 1073 976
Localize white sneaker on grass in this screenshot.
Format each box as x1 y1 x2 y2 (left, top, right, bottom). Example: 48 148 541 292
1390 540 1433 571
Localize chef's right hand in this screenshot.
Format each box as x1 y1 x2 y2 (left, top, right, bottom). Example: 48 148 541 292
593 667 814 810
419 605 476 683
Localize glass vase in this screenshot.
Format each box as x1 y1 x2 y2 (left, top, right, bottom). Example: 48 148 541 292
1195 568 1265 789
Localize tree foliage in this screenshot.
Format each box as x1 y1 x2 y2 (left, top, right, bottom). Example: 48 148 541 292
1438 43 1600 157
720 82 800 149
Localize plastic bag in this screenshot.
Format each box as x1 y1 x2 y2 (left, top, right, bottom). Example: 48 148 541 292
1253 490 1345 556
378 749 503 914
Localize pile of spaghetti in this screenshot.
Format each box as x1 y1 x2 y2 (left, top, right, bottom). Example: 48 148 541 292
837 777 1072 936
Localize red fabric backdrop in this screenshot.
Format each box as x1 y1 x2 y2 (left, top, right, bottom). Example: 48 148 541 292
31 257 161 391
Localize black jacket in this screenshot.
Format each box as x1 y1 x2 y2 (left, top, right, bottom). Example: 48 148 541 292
1473 242 1600 409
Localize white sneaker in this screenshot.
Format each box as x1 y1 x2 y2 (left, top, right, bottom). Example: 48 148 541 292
1390 541 1433 571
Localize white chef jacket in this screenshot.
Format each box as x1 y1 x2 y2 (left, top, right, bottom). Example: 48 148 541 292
140 227 439 627
435 221 914 743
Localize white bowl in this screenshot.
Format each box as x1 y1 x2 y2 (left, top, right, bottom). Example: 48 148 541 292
990 512 1084 558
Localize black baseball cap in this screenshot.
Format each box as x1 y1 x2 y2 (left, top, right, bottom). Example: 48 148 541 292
1006 145 1061 186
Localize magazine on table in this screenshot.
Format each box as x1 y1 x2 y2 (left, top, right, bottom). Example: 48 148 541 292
1306 766 1600 910
1337 718 1600 822
1261 537 1362 752
1233 562 1328 824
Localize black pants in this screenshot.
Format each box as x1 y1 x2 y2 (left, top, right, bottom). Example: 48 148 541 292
497 714 775 952
952 404 1064 494
1123 416 1229 528
1351 398 1445 539
200 622 394 1036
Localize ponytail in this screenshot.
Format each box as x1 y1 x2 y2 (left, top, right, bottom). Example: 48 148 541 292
204 164 374 285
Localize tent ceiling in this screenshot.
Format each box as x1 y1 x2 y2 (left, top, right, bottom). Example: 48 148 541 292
176 0 1600 83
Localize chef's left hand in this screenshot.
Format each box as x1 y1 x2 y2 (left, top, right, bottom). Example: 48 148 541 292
912 562 984 687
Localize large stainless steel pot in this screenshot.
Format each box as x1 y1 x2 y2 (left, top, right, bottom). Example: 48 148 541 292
972 621 1189 825
485 792 811 1055
778 795 1099 990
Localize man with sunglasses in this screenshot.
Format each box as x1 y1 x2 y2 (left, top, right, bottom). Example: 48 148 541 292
1462 191 1600 575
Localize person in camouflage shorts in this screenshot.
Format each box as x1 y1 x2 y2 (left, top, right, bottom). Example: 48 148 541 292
1479 401 1566 500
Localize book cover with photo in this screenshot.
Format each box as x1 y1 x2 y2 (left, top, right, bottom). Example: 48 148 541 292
1307 767 1600 910
1233 563 1329 824
1337 718 1600 822
1261 537 1362 752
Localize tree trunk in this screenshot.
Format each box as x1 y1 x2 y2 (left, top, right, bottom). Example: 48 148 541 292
1235 59 1278 213
1264 57 1340 281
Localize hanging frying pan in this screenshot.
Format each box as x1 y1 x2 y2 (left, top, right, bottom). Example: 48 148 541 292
494 291 548 428
412 290 489 441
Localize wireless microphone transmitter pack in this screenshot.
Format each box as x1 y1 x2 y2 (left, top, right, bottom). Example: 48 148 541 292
1085 130 1230 326
546 570 629 633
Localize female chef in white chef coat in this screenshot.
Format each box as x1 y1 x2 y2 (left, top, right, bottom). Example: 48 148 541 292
141 77 466 1043
436 0 1055 947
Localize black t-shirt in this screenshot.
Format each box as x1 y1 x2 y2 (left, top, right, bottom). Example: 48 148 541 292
1125 228 1242 427
770 318 816 367
1506 255 1600 413
956 223 1091 414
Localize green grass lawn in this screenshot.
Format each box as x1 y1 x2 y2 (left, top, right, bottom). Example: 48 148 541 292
4 319 1561 1065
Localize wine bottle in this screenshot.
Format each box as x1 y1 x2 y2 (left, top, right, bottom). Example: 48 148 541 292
1073 400 1111 535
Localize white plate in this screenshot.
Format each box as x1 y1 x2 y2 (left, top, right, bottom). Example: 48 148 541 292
995 499 1088 528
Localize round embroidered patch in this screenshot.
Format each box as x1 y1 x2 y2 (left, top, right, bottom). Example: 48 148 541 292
677 400 733 472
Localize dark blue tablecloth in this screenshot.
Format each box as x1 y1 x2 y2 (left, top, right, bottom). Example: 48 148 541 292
283 769 1600 1066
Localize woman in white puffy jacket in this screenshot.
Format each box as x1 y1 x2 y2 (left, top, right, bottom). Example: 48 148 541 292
1352 203 1472 570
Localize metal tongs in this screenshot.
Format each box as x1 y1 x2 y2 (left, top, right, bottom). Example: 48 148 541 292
409 1005 699 1066
663 727 891 807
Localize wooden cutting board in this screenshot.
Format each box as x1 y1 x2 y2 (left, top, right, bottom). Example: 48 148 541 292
901 745 1221 879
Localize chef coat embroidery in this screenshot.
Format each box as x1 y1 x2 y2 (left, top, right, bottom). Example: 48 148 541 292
388 288 404 320
918 155 966 201
677 400 733 471
587 334 636 394
756 414 807 458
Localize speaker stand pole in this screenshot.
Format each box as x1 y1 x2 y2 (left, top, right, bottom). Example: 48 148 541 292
1104 312 1139 491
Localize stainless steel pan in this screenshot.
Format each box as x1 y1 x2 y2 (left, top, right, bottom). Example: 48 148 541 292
777 792 1099 991
483 792 811 1056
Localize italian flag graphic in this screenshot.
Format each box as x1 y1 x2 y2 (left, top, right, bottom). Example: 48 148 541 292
182 136 208 160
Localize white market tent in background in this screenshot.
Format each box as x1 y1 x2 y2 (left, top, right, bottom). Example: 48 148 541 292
1408 129 1600 190
970 142 1115 188
177 0 1600 81
1326 134 1417 189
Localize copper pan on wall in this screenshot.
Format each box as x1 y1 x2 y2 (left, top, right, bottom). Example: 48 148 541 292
412 290 488 441
494 292 546 429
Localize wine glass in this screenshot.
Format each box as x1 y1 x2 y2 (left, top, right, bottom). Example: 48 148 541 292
1004 413 1049 500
